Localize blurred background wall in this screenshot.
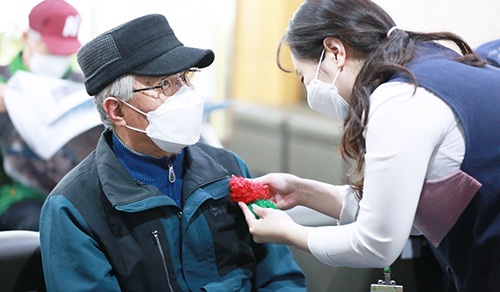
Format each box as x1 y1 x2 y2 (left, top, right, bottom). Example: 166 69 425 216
1 0 499 140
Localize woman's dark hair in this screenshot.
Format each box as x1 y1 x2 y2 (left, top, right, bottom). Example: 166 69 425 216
277 0 486 196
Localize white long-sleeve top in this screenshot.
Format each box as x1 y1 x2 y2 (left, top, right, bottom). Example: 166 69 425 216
307 81 465 268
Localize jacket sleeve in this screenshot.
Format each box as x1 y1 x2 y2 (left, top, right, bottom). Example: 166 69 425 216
253 243 307 291
40 195 121 292
233 153 307 291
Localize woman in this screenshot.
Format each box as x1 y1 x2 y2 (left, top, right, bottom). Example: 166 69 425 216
238 0 500 291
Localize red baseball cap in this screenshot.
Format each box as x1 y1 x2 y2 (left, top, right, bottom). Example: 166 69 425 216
28 0 81 55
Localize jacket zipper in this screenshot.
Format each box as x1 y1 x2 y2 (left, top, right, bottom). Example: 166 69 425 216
152 230 174 292
168 161 175 183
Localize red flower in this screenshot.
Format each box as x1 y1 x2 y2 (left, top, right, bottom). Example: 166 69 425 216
229 175 269 204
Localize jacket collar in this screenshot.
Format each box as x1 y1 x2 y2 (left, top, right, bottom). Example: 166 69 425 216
182 145 230 197
95 130 230 211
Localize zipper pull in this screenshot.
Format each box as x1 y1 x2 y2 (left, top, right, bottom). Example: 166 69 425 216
168 161 175 183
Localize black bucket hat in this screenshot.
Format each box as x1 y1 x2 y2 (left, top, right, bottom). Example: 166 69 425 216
77 14 215 96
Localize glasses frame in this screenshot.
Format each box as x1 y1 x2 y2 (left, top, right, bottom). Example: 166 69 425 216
132 68 200 97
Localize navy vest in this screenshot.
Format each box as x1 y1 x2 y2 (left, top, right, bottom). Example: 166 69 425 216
392 43 500 291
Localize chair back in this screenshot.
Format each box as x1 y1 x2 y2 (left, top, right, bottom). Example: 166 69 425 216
0 230 45 292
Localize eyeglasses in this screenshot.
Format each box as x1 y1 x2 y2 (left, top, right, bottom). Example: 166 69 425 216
133 68 200 97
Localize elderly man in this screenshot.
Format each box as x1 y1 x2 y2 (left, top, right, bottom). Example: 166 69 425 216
39 14 306 291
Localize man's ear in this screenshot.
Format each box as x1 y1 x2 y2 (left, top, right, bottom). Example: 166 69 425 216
323 37 347 67
103 97 126 126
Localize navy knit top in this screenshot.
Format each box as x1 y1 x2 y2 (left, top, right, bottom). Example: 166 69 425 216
111 132 184 206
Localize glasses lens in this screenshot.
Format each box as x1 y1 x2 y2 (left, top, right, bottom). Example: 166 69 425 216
184 68 199 82
160 68 200 96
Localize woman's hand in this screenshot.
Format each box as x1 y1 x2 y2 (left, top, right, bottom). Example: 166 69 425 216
239 202 310 250
251 173 302 210
253 173 344 219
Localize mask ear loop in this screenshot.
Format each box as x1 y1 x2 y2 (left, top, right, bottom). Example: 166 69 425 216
119 98 148 116
332 67 341 86
314 49 341 86
314 49 326 79
110 97 149 134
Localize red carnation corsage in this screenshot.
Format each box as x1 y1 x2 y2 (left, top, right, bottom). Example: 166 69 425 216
229 175 278 218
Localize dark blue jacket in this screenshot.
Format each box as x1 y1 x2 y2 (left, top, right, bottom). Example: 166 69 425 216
393 43 500 291
40 130 306 291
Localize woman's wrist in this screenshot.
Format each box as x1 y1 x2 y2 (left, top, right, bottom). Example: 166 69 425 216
296 178 323 207
284 223 312 251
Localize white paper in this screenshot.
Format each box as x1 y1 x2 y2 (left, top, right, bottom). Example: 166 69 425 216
4 71 102 159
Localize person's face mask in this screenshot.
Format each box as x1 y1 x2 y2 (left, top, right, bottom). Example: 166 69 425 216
305 49 349 121
28 52 72 78
123 85 204 153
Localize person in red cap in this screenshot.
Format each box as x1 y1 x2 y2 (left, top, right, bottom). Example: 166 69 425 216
28 0 82 56
0 0 103 231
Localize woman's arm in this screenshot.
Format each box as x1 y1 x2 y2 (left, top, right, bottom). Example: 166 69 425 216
308 83 456 267
243 83 458 268
253 173 344 218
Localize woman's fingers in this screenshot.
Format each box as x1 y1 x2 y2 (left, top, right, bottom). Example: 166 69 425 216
238 202 255 221
238 202 269 243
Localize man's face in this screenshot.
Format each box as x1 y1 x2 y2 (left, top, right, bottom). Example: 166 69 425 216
131 70 195 107
125 76 168 133
112 73 194 156
125 72 193 131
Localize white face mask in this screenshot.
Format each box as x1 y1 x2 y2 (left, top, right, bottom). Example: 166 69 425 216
305 50 349 121
124 85 204 153
28 53 72 78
